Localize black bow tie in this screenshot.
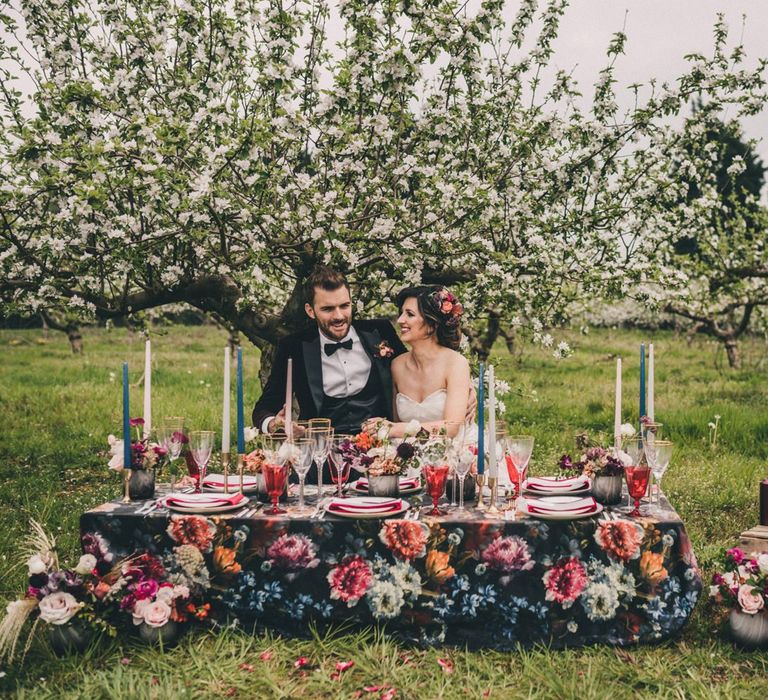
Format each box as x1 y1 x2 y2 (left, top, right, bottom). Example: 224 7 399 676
324 338 353 356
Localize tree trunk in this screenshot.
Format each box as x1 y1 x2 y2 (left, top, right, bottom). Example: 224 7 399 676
40 310 83 354
724 338 741 369
41 314 50 340
67 326 83 354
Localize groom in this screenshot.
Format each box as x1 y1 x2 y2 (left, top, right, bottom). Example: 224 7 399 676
252 266 407 480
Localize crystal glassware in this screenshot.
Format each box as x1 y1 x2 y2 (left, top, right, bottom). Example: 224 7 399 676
451 430 475 517
262 437 290 514
328 435 353 499
422 438 451 516
189 430 214 494
643 439 673 505
291 438 314 514
505 435 534 505
158 417 185 492
625 465 651 516
308 419 332 498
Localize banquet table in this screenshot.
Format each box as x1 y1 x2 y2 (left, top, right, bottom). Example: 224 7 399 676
79 486 701 650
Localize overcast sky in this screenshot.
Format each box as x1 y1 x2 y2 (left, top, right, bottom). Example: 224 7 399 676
4 0 767 160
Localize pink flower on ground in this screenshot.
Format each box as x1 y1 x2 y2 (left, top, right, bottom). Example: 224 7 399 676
381 689 397 700
437 658 454 674
481 536 534 573
542 557 588 607
737 585 765 615
328 555 373 606
259 651 274 661
331 660 355 680
294 656 310 669
266 534 320 571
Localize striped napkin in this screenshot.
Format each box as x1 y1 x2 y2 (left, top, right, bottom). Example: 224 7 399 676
354 478 419 490
327 498 402 514
203 474 259 488
522 475 590 494
163 492 246 508
521 496 598 516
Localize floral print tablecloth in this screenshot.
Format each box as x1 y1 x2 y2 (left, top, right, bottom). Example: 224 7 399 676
80 493 701 649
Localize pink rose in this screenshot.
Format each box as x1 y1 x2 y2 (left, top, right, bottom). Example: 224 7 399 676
133 578 160 600
141 600 173 628
737 585 765 615
38 592 81 625
132 598 150 626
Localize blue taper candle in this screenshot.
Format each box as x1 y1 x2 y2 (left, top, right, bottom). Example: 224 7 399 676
477 362 485 474
236 346 245 453
122 362 131 470
639 343 646 427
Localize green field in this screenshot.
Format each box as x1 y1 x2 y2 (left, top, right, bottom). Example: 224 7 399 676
1 325 767 699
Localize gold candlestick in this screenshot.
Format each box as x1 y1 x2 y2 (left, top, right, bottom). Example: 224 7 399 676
487 476 501 516
237 453 245 494
475 473 487 511
221 452 231 494
122 469 132 503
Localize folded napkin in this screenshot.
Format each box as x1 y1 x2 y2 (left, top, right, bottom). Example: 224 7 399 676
164 492 246 507
355 478 419 490
328 501 402 514
522 496 597 515
204 474 258 487
523 475 590 493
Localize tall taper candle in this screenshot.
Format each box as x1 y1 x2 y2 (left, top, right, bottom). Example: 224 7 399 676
639 343 646 426
222 347 231 453
236 346 245 454
614 358 622 449
476 362 485 475
285 357 293 441
123 362 131 470
143 340 151 438
648 343 655 421
487 364 497 478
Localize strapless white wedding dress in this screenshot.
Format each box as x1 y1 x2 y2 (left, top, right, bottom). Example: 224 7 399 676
395 389 508 485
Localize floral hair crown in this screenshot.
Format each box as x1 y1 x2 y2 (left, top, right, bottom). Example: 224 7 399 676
433 288 463 327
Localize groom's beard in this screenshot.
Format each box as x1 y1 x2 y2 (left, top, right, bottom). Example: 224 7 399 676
317 316 351 341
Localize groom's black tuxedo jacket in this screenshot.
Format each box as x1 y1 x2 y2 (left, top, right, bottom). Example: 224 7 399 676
252 319 407 431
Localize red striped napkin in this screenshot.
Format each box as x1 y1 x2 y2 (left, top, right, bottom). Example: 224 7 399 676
327 498 402 514
522 475 590 493
522 496 597 516
355 478 419 490
164 492 246 507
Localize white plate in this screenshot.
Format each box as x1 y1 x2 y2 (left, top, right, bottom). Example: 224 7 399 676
521 496 602 520
167 500 248 514
325 497 410 519
204 483 261 494
523 486 591 496
203 474 260 493
164 492 249 513
351 480 421 495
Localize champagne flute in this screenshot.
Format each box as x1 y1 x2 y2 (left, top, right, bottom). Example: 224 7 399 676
158 417 185 492
189 430 214 494
451 429 475 518
643 439 673 505
308 420 332 498
505 435 534 508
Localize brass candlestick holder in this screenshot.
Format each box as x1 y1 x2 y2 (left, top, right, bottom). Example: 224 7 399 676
475 473 487 511
237 453 245 494
221 452 231 494
487 476 502 516
122 469 132 503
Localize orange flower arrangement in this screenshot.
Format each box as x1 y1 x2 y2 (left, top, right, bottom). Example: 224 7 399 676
639 551 668 585
213 546 241 576
426 550 455 584
354 432 374 451
379 521 429 561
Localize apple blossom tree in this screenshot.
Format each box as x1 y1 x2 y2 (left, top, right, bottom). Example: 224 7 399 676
1 1 766 374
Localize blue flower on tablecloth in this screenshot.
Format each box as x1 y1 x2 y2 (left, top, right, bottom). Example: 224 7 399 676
645 597 668 622
662 576 681 596
314 599 334 619
284 596 307 619
449 574 471 594
476 584 498 605
498 596 548 642
344 532 368 556
460 593 482 618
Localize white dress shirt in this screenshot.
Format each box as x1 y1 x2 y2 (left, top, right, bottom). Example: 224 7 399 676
261 326 373 432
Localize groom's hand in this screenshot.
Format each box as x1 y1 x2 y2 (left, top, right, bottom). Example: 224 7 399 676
267 406 286 434
465 386 477 423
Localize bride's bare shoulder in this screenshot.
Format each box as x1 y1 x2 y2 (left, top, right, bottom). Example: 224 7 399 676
391 352 411 369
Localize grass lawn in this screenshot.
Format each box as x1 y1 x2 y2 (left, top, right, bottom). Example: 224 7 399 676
1 324 767 699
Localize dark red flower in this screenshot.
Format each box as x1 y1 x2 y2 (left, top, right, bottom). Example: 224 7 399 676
129 417 145 427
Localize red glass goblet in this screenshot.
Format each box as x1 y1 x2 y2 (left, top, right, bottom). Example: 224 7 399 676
263 462 288 514
625 465 651 516
423 464 450 516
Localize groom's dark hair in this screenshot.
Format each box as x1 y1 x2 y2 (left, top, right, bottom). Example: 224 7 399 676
304 266 350 305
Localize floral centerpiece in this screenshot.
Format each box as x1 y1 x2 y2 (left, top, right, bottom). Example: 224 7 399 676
106 417 169 499
560 435 625 505
342 430 420 478
709 546 768 648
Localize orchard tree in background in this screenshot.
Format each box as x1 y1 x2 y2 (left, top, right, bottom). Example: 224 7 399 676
1 1 766 376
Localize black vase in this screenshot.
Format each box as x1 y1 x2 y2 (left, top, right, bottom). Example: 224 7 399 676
47 621 93 656
129 468 156 500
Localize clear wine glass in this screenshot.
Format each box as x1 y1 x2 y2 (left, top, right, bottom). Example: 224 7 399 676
189 430 214 494
308 421 332 499
643 438 673 505
505 435 534 508
292 438 314 514
328 434 353 499
158 417 185 492
451 429 475 518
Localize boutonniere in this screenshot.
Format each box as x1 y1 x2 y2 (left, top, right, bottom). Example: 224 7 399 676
375 340 395 359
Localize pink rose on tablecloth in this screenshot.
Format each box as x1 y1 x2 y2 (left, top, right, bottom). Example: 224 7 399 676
737 585 765 615
133 578 160 601
141 600 173 628
38 592 82 625
481 536 534 573
327 555 373 606
267 534 319 571
594 520 644 562
542 557 588 607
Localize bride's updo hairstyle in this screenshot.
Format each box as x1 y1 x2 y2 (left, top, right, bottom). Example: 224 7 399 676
395 285 464 351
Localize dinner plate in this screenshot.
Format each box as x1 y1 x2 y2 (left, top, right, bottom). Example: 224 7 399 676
522 476 590 496
521 495 602 521
163 492 249 513
203 474 261 494
351 479 421 495
325 497 410 519
166 500 248 514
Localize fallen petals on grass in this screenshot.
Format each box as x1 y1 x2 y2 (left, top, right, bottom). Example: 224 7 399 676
381 688 397 700
362 685 396 699
224 687 236 697
437 658 454 674
239 663 254 673
364 686 386 693
120 657 131 665
294 656 310 669
336 661 355 674
259 651 274 661
398 653 413 665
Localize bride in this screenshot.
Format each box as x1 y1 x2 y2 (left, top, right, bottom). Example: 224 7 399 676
362 285 472 439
